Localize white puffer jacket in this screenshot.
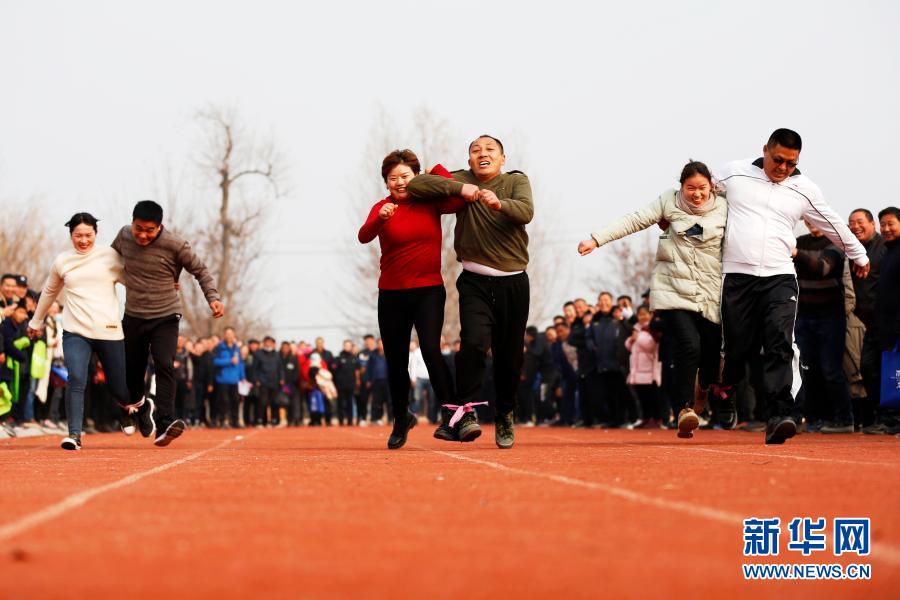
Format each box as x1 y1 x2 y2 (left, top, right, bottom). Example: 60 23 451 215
590 189 728 324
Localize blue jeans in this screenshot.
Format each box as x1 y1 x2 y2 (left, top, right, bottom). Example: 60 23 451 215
24 377 38 422
795 313 853 424
62 332 130 436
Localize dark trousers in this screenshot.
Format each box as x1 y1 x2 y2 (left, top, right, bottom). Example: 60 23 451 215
355 391 368 424
455 270 530 416
378 285 454 418
632 384 661 421
369 379 391 421
721 274 800 421
657 309 722 410
558 377 577 425
795 313 853 424
582 371 624 426
287 388 304 426
215 383 239 427
122 313 179 422
257 385 279 425
337 386 355 425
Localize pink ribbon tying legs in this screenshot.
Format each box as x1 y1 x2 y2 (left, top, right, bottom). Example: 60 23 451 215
442 402 487 428
119 397 146 415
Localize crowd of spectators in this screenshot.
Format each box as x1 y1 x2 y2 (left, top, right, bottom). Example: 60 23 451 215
2 206 898 438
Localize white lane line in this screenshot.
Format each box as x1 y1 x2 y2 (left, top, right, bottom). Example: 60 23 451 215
0 435 243 543
543 434 898 468
331 429 900 566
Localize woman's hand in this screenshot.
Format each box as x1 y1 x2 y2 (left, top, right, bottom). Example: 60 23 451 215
379 203 398 220
578 238 598 256
26 325 42 339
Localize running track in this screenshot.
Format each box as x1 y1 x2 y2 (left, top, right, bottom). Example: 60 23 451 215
2 426 898 599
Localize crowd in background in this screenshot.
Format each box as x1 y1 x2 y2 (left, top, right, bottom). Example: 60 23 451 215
2 205 898 438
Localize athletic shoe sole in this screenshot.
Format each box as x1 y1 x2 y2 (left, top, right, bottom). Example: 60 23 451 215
495 435 514 449
765 419 797 445
139 398 157 438
154 419 186 447
433 426 458 442
678 413 700 439
458 422 482 443
61 436 81 451
121 422 136 436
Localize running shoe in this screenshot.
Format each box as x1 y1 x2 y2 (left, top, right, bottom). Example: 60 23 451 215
495 412 514 449
154 418 186 447
135 397 156 438
61 433 82 451
120 414 136 436
820 421 854 434
710 384 737 430
458 411 481 443
764 416 797 445
677 408 700 439
387 410 417 450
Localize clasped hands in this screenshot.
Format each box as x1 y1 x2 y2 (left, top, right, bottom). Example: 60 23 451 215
459 184 501 210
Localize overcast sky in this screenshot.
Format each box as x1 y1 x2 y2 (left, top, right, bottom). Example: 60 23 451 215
2 0 898 344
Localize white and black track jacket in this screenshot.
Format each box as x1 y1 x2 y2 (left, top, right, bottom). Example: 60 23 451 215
716 158 868 277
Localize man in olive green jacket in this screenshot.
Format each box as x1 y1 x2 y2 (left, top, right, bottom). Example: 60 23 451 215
407 135 533 449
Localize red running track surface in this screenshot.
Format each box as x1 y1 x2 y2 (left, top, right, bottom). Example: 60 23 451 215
1 426 898 599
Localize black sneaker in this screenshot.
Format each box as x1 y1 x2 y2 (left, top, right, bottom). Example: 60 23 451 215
862 422 889 435
433 407 459 442
154 418 186 447
458 411 482 443
820 421 854 434
120 413 136 436
135 397 156 438
61 433 82 451
765 416 797 445
495 412 514 449
711 386 737 430
388 411 417 450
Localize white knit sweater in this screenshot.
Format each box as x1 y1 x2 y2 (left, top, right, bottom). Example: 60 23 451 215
30 246 125 340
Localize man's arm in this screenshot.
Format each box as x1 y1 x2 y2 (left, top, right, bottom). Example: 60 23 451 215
793 247 842 278
177 241 225 316
494 173 534 225
801 186 869 272
111 227 125 254
407 173 465 200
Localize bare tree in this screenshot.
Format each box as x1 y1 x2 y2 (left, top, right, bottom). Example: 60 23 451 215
345 108 565 338
168 106 287 337
344 105 461 339
0 199 66 288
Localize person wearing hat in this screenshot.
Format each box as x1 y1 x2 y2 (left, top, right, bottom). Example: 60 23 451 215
112 200 225 447
27 213 136 450
579 160 727 439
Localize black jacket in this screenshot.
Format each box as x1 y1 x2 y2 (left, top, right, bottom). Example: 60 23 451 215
794 234 845 318
874 238 900 350
253 348 285 389
851 233 887 330
586 312 630 375
1 318 29 383
333 350 359 390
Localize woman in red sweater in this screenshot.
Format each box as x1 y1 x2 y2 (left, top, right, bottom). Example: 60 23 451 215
358 149 465 449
